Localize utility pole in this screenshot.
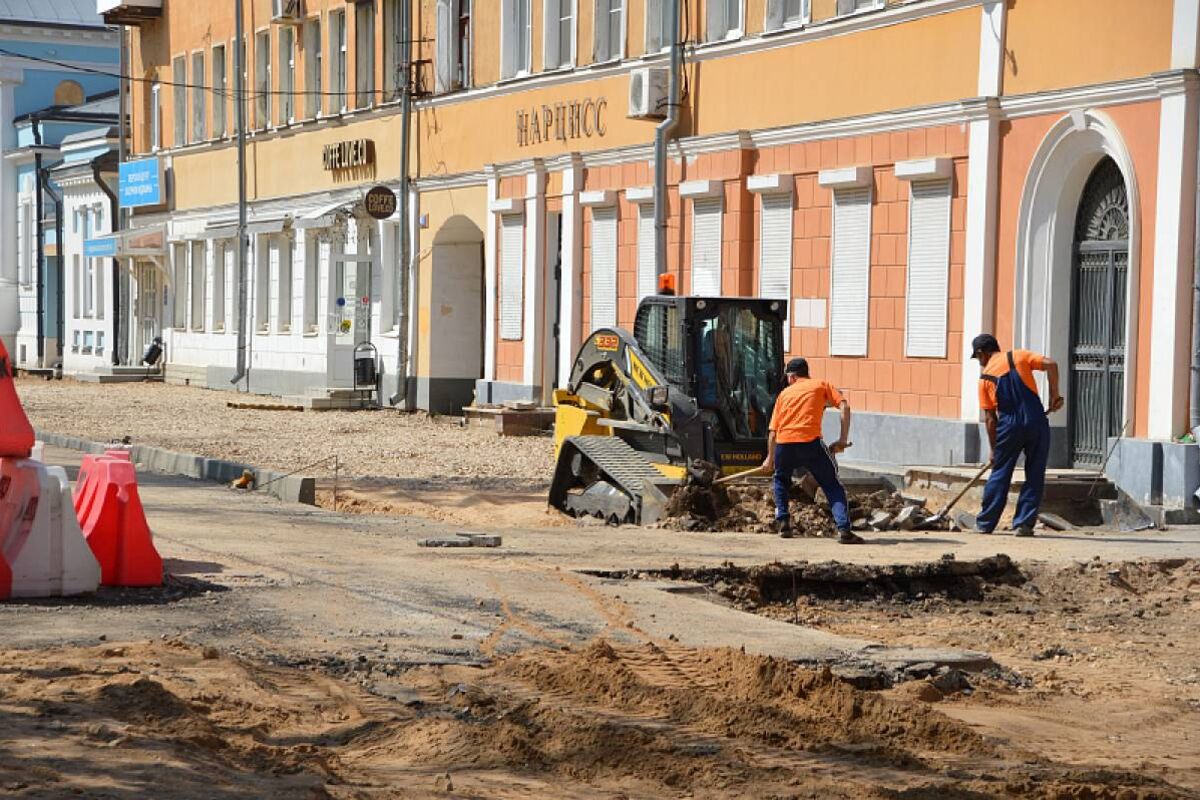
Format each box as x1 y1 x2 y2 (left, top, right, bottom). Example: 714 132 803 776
231 0 249 390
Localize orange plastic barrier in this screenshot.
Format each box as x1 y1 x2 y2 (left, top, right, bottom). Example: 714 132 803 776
75 458 162 587
0 340 34 458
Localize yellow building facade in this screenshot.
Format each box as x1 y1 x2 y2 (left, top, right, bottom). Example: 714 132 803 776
114 0 1200 507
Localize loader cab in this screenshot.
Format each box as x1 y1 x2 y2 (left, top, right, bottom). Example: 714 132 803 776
632 295 786 454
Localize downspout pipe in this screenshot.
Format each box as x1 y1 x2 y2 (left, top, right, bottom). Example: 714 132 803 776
92 157 120 366
231 0 250 389
390 0 413 408
653 0 683 278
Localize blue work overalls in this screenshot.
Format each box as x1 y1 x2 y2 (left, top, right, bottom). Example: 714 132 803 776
976 351 1050 532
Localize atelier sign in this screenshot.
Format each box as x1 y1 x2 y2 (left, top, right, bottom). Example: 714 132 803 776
517 97 607 147
323 138 374 171
364 185 397 220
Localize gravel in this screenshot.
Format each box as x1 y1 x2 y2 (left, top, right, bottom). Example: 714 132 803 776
16 378 555 490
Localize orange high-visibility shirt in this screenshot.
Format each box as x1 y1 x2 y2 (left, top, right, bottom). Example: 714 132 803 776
769 378 844 444
978 349 1047 412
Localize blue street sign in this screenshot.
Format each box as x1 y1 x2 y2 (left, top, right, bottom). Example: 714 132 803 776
119 157 163 208
83 236 118 258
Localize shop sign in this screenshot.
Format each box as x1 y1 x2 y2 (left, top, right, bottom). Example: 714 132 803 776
119 157 163 208
517 97 607 147
323 138 374 171
364 185 397 220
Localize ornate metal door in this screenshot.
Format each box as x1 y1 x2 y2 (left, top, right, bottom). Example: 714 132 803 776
1068 158 1128 467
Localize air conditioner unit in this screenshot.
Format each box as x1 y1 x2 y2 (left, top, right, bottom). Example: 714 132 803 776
628 67 669 120
271 0 304 24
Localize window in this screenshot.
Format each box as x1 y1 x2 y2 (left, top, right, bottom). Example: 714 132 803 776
590 205 618 331
645 0 672 52
190 241 206 331
499 214 524 339
706 0 742 41
212 44 227 136
829 187 871 356
254 30 270 128
172 55 186 146
279 26 295 123
758 192 793 348
690 198 722 295
213 242 227 330
256 236 271 331
383 0 402 102
304 18 322 117
355 1 375 108
836 0 882 15
17 201 30 286
278 234 297 331
766 0 808 30
305 235 321 332
501 0 532 79
594 0 622 62
148 82 162 150
905 180 952 357
329 9 347 113
191 51 206 141
544 0 574 70
172 243 187 327
435 0 471 92
636 204 655 300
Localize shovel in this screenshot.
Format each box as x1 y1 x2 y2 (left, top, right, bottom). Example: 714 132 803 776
920 461 991 529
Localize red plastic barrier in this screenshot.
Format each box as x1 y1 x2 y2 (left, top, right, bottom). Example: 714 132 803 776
76 459 162 587
0 340 34 458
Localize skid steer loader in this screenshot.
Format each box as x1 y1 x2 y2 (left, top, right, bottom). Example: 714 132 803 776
548 294 787 525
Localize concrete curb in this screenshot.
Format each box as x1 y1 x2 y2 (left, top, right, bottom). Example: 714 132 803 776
35 430 317 507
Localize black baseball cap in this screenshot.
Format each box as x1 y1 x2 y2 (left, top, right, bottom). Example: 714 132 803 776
785 357 809 376
970 333 1001 357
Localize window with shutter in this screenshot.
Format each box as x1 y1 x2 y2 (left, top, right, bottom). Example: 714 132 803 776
758 192 793 348
500 215 525 339
829 187 871 356
590 206 618 330
905 180 951 358
691 198 722 296
637 204 656 300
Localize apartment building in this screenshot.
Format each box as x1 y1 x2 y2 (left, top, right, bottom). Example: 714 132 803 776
110 0 1200 509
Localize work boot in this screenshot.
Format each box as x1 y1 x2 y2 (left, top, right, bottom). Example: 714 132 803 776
1014 524 1035 538
774 518 793 539
837 528 865 545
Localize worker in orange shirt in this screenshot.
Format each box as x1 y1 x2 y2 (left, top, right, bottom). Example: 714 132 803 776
761 358 863 544
969 334 1064 536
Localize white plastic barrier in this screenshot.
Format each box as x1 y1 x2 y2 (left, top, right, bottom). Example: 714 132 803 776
7 463 100 597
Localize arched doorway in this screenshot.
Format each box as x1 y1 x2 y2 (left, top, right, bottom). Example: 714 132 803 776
1068 157 1129 467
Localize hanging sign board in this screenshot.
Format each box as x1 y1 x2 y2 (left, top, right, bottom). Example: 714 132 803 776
364 185 396 220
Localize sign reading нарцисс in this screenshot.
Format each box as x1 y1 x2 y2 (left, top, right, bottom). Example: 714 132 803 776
119 157 163 208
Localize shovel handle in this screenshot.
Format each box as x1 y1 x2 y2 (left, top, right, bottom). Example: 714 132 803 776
933 461 992 519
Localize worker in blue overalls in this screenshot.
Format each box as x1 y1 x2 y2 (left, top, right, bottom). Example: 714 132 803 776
969 334 1064 537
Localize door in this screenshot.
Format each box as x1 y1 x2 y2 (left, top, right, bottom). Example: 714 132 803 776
1068 158 1128 468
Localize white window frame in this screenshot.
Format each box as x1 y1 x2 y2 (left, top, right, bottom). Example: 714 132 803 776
645 0 672 53
500 0 533 79
543 0 576 71
279 25 295 124
593 0 625 63
705 0 745 43
190 49 206 142
304 16 322 118
212 44 227 137
903 178 952 358
765 0 810 31
172 54 186 146
330 9 348 113
589 204 619 331
828 185 872 357
499 213 525 340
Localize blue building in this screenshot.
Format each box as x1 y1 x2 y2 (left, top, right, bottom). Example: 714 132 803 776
0 0 119 366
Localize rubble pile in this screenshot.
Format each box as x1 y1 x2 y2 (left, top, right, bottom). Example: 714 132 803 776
662 479 949 535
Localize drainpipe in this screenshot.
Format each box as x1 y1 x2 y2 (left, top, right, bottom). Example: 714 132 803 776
92 157 120 366
653 0 683 277
390 0 413 408
231 0 250 389
40 166 65 360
